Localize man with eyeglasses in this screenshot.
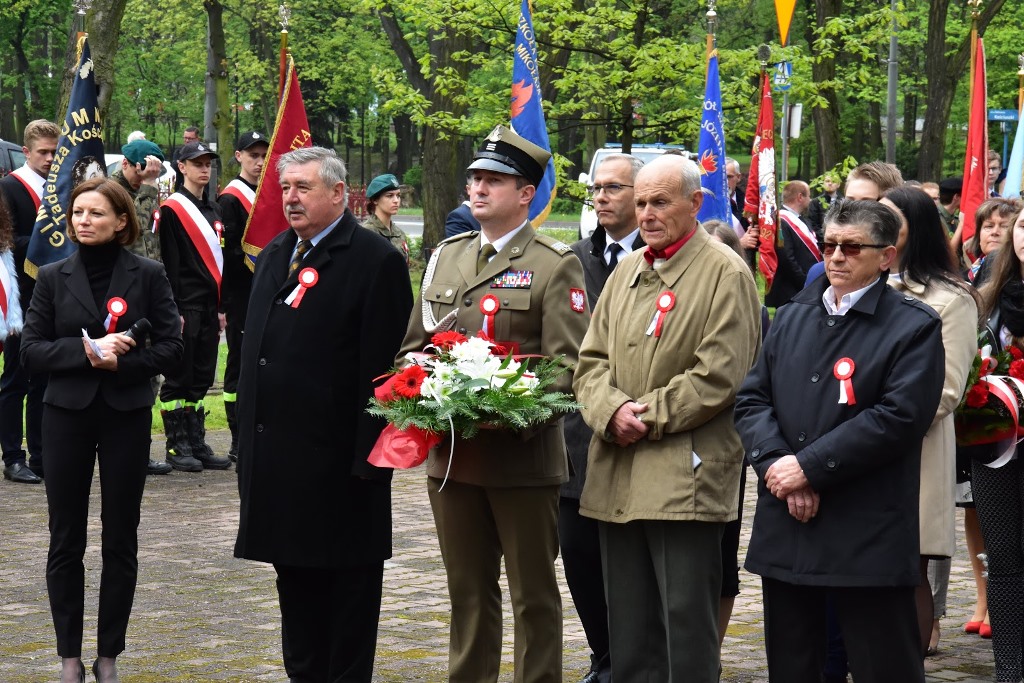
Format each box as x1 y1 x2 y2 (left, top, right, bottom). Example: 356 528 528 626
765 180 820 309
988 150 1003 197
562 152 644 683
736 199 944 683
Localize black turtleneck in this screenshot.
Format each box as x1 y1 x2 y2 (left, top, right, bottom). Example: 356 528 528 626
78 240 122 313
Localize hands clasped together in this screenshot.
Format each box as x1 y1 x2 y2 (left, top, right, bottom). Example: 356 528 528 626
609 401 648 448
765 454 819 523
83 333 136 371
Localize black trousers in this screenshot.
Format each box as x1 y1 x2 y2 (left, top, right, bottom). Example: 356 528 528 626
761 577 923 683
558 496 609 671
160 307 219 403
222 295 248 397
0 332 47 467
273 563 384 683
43 399 150 657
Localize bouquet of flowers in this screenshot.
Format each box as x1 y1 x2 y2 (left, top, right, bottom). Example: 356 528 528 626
954 344 1024 447
366 331 581 469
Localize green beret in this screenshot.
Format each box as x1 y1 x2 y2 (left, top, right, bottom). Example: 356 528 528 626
121 140 165 165
367 174 401 199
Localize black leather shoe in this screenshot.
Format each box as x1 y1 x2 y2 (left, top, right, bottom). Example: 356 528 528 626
147 459 172 475
4 462 42 484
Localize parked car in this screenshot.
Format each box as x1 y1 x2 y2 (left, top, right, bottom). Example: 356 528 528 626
0 139 26 178
577 143 694 240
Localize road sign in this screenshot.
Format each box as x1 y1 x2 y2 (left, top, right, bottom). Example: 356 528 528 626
773 62 792 92
989 109 1020 122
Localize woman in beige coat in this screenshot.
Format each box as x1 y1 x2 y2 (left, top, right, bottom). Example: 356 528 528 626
881 187 979 656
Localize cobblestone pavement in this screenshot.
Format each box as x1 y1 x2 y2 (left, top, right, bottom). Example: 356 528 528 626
0 430 999 681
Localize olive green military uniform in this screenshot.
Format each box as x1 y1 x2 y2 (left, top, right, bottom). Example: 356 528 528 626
398 225 589 683
361 213 409 265
111 168 161 261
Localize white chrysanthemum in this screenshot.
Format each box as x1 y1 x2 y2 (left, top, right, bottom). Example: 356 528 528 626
449 336 495 365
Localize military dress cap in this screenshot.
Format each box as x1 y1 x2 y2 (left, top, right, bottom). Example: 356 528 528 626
121 139 165 165
939 177 963 195
366 173 401 199
177 140 217 161
235 131 268 151
468 124 551 188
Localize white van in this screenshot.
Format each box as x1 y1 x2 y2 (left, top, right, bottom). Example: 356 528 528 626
577 144 694 239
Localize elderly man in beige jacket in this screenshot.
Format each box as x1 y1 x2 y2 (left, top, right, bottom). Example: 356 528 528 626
573 155 761 682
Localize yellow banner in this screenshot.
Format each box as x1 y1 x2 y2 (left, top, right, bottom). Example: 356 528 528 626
775 0 797 45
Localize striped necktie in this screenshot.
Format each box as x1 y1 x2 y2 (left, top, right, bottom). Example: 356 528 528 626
289 240 311 275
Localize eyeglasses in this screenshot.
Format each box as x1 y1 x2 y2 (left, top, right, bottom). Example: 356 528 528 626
818 242 889 256
588 183 634 196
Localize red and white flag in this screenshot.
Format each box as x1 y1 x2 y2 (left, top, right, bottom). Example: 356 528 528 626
960 38 989 253
744 74 778 287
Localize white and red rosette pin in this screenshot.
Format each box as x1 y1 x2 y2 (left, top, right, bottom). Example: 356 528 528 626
645 291 676 337
285 267 319 308
479 294 501 338
833 357 857 405
104 297 127 333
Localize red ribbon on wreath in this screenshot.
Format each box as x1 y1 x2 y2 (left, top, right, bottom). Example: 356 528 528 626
479 294 500 338
833 357 856 405
105 297 127 333
289 267 319 308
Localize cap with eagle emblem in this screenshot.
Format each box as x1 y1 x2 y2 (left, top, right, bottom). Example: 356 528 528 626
468 125 551 188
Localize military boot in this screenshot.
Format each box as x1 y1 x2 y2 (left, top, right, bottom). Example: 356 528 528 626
162 407 202 472
188 403 231 470
224 399 239 463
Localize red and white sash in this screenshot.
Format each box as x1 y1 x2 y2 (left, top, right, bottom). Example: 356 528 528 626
779 208 821 261
219 179 255 213
162 193 224 294
10 166 43 212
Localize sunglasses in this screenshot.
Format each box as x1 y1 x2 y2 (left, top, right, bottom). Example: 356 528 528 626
818 242 889 256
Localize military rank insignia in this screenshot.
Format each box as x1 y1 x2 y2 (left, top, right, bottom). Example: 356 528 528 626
491 270 533 288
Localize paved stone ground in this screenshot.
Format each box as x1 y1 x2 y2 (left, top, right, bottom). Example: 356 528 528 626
0 430 998 681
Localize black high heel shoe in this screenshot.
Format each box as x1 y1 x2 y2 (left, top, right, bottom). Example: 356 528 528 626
92 659 119 683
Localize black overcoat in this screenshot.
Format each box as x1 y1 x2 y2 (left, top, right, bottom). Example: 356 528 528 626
735 274 944 587
233 210 413 568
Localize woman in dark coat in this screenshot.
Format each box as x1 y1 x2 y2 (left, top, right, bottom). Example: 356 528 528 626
21 177 182 683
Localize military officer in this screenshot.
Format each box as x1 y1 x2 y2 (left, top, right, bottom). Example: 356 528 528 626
397 125 589 682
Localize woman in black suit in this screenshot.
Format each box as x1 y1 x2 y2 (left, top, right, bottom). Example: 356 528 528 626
21 177 183 683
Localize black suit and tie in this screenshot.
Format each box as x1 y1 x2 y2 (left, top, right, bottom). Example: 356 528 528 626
21 245 183 658
234 209 413 681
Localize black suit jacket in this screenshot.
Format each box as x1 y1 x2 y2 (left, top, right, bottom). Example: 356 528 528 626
1 172 41 306
444 201 480 239
764 212 822 309
21 248 184 410
234 210 413 568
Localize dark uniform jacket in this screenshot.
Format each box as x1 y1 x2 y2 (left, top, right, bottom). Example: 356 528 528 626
736 274 944 587
0 171 41 308
216 177 255 311
20 249 183 410
234 210 412 568
764 209 821 309
158 187 221 311
562 225 644 499
397 226 589 488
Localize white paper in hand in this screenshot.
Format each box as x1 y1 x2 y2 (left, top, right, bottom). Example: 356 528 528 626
82 328 106 359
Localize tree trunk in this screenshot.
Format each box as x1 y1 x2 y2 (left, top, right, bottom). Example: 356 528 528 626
916 0 1007 181
204 0 232 188
806 0 843 174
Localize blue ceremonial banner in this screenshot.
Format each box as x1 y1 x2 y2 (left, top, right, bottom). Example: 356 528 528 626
26 35 105 278
510 0 555 225
1004 111 1024 199
696 51 730 224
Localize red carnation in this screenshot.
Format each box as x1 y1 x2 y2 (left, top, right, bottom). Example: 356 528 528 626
1011 360 1024 381
394 365 428 399
965 381 991 409
1010 346 1024 361
475 332 508 357
431 330 467 350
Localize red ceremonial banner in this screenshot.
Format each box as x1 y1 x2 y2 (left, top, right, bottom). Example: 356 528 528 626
241 55 312 270
744 74 778 288
960 38 989 252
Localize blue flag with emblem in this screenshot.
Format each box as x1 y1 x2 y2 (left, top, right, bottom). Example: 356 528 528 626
510 0 555 225
696 50 730 224
25 35 105 279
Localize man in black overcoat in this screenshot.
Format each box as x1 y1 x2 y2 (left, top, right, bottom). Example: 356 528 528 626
735 200 945 683
234 146 412 682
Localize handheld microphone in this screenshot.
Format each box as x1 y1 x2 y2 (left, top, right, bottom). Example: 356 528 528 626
123 318 151 341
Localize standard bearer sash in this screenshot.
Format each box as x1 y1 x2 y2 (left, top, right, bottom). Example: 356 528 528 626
779 208 821 261
162 193 224 295
220 179 255 213
10 167 42 212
